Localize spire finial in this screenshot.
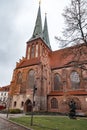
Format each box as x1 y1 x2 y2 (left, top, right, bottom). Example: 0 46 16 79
39 0 41 5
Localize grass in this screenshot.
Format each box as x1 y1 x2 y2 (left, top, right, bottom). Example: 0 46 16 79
10 116 87 130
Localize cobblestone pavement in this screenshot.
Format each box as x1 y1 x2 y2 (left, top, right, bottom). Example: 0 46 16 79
0 117 31 130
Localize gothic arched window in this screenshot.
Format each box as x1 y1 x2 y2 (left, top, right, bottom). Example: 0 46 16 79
51 98 58 109
28 70 35 88
17 72 22 84
70 71 80 89
54 74 62 90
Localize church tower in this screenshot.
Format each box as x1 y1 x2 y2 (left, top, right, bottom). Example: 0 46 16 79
26 3 51 60
9 3 52 112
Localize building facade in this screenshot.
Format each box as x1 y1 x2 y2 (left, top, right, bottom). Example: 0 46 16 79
9 4 87 114
0 85 9 110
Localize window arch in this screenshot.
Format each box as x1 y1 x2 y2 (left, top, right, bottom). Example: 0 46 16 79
21 101 24 107
27 69 35 88
17 72 22 84
70 71 80 89
14 101 17 107
51 98 58 109
54 73 62 90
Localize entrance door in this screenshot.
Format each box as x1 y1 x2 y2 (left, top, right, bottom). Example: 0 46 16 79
24 99 32 112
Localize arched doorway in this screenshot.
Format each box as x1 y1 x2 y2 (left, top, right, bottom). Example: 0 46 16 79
24 99 32 112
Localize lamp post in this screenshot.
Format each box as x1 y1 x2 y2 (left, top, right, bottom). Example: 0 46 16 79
6 96 12 118
30 84 37 126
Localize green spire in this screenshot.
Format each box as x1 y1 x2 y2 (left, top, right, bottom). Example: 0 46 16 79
43 13 51 49
32 3 43 39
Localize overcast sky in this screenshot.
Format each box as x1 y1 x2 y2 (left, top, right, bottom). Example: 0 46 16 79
0 0 70 86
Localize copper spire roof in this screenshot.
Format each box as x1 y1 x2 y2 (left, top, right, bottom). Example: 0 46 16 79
28 3 51 50
43 13 51 49
31 3 43 39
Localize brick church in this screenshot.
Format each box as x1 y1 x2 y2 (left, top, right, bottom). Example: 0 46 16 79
9 4 87 114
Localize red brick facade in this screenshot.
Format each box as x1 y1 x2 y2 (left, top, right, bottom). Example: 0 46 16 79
9 37 87 114
9 4 87 114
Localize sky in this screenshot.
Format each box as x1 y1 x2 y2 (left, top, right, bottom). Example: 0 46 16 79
0 0 70 86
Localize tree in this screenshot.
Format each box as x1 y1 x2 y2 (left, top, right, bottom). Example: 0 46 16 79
55 0 87 48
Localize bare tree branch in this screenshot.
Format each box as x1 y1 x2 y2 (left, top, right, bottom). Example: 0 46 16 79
56 0 87 48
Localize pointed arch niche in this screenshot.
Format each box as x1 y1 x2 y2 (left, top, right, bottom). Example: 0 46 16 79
24 99 32 112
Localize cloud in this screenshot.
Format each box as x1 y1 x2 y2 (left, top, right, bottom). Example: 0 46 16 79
0 0 70 86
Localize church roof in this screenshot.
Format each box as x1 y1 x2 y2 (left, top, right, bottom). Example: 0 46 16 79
50 44 87 69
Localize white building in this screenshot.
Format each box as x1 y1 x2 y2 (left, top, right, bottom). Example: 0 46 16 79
0 85 9 109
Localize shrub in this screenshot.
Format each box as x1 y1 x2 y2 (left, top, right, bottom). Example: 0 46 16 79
9 108 22 114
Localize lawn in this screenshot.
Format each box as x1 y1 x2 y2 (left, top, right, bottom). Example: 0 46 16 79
10 116 87 130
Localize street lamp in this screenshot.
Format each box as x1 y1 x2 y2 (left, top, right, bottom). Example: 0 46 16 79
30 84 37 126
6 96 12 118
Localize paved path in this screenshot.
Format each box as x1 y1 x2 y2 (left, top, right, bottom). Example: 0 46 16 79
0 114 31 130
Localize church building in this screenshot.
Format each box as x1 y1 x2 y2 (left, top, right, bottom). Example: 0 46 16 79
9 4 87 114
